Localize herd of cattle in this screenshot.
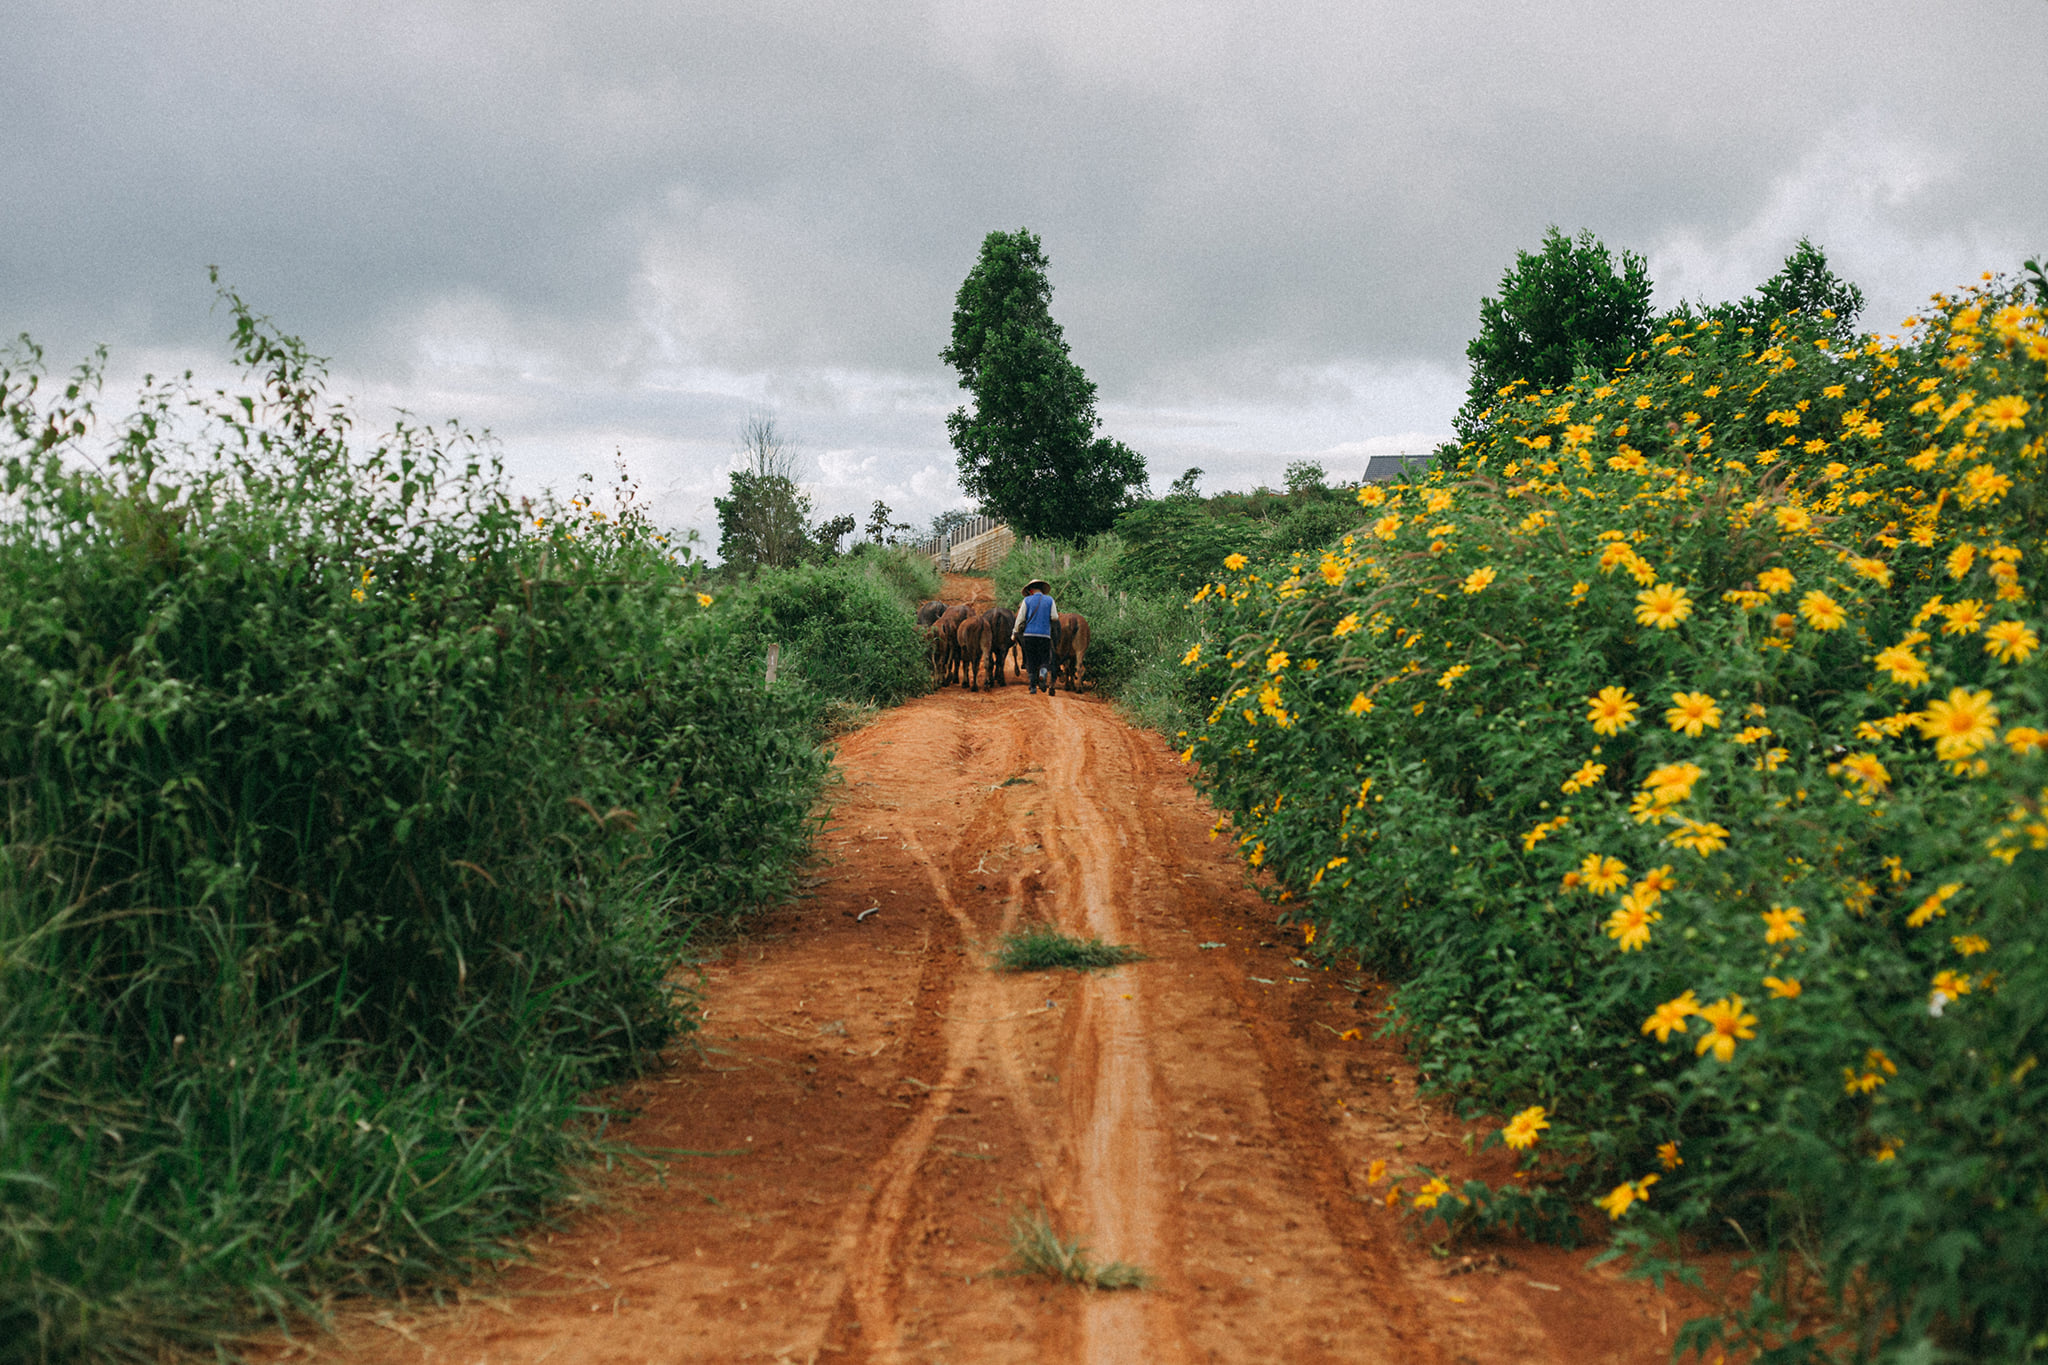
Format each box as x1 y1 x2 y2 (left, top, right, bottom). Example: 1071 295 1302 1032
916 598 1091 694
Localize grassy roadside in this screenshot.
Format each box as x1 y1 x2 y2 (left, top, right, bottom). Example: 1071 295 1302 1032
0 301 930 1362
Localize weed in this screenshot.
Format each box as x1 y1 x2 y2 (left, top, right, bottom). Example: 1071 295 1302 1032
994 926 1144 973
1002 1209 1150 1290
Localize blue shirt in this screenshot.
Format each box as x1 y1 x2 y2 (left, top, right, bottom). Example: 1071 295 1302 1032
1017 592 1057 637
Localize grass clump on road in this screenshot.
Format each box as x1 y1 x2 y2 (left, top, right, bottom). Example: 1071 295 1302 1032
994 925 1144 972
1002 1209 1151 1290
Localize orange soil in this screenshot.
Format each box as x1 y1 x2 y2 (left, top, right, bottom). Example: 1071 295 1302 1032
275 575 1706 1364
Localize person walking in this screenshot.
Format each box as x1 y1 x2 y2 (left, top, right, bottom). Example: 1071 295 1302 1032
1015 579 1058 695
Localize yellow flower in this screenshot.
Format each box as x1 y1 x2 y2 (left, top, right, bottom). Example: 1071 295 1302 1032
1579 854 1629 895
1462 566 1497 594
1636 865 1677 898
2006 726 2047 755
1977 394 2031 431
1347 692 1373 715
1848 557 1892 587
1181 642 1203 666
1356 485 1387 508
1834 752 1891 792
1224 552 1249 570
1758 567 1795 594
1412 1176 1452 1210
1763 976 1802 1000
1942 598 1988 636
1608 447 1647 473
1634 582 1694 630
1425 489 1454 513
1948 544 1978 580
1696 996 1757 1062
1951 934 1989 956
696 592 715 607
1844 1048 1898 1094
1521 816 1569 851
1774 506 1814 534
1906 882 1962 929
1735 725 1773 744
1597 1175 1659 1220
1657 1141 1683 1170
1437 664 1471 690
1606 895 1661 951
1332 612 1361 637
1641 761 1703 806
1561 760 1607 794
1501 1105 1550 1150
1873 640 1930 687
1570 581 1590 602
1799 591 1848 631
1984 620 2038 664
1665 691 1722 737
1367 1159 1387 1185
1958 463 2014 507
1586 686 1640 735
1665 818 1730 857
1372 514 1402 541
1266 651 1290 673
1932 968 1973 1000
1916 688 2000 760
1760 904 1806 945
1641 990 1700 1043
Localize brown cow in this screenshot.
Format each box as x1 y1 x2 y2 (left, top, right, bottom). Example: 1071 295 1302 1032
957 611 991 691
980 606 1015 687
934 603 975 686
916 600 947 629
1049 612 1090 695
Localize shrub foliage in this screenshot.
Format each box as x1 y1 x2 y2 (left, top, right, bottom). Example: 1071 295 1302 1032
1182 272 2048 1360
0 296 829 1360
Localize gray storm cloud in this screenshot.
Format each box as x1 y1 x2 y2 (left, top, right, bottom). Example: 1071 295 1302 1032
4 1 2042 545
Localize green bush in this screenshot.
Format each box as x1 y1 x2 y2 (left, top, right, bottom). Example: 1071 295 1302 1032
0 295 829 1361
1183 273 2048 1360
718 555 934 710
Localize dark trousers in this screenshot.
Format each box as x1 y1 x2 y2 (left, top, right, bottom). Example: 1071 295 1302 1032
1021 635 1052 689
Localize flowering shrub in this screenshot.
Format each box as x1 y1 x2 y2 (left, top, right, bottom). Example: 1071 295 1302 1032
1182 272 2048 1359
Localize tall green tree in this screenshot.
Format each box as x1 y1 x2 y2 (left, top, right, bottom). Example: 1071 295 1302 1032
1458 227 1655 434
941 229 1147 540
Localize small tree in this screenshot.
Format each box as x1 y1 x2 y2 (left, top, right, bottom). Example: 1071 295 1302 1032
1716 237 1865 346
941 229 1147 540
1458 227 1654 434
1165 467 1203 501
863 500 913 546
1283 460 1328 495
713 417 812 570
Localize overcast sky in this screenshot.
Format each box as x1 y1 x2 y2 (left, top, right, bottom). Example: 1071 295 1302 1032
4 2 2043 553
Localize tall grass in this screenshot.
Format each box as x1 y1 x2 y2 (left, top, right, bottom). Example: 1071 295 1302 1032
0 291 829 1361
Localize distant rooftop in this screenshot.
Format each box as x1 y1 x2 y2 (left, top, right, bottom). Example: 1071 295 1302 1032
1362 453 1436 483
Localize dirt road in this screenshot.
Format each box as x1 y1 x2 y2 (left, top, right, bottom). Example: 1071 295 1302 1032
298 585 1699 1365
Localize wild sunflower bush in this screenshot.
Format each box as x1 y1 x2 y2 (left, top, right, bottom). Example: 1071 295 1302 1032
1182 271 2048 1361
0 295 828 1361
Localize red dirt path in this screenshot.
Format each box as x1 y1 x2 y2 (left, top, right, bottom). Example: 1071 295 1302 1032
280 577 1704 1364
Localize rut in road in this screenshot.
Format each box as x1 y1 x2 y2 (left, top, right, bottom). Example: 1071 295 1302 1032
285 644 1697 1365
